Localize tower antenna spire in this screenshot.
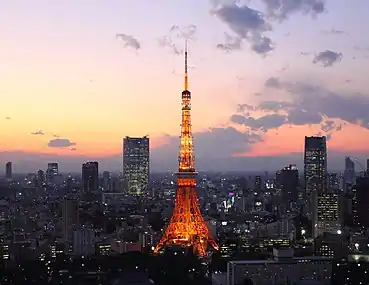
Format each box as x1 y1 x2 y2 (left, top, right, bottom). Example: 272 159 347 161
184 40 188 91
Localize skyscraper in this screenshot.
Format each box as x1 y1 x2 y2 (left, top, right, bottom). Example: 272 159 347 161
82 162 99 192
102 171 111 192
353 176 369 230
62 198 80 242
5 162 12 179
314 190 341 238
343 157 355 191
278 164 299 209
123 136 149 195
47 163 58 183
304 136 327 198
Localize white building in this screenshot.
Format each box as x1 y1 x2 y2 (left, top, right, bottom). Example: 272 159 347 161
73 229 95 257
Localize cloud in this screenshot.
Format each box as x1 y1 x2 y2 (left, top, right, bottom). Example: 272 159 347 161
30 130 44 135
230 113 287 132
321 120 336 132
5 116 11 120
313 50 343 67
158 24 197 55
258 101 294 112
237 104 254 112
255 78 369 130
216 33 242 52
251 36 274 54
150 127 263 170
230 77 369 143
265 77 281 88
48 138 76 148
70 148 77 151
322 28 348 35
287 109 322 125
212 2 274 55
116 34 141 50
260 0 325 21
212 0 325 55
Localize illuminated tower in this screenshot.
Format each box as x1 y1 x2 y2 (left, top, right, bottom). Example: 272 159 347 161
154 42 218 256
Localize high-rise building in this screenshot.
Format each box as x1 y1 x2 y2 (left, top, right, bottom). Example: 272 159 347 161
254 175 262 191
328 172 339 190
5 162 12 179
123 136 149 195
304 136 327 198
62 198 80 242
314 190 341 238
82 162 99 192
47 163 58 183
102 171 111 192
344 157 355 191
353 176 369 230
277 164 299 209
73 228 95 257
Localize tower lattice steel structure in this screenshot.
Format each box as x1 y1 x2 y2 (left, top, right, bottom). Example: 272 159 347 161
154 43 219 256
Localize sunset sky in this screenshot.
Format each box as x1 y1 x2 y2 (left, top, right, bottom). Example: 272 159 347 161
1 0 369 173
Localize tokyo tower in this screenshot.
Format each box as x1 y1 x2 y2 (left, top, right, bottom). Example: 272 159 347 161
154 43 219 256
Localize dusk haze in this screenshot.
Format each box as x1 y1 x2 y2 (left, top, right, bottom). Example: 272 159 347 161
1 0 369 173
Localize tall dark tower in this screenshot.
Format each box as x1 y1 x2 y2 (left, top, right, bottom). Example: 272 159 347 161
5 162 12 179
304 136 327 198
82 162 99 192
154 42 218 256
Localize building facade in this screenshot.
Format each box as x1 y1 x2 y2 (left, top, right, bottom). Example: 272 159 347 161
62 198 80 242
227 248 332 285
47 163 58 183
82 161 99 192
314 189 342 238
304 136 327 198
72 228 96 257
5 162 12 179
123 136 149 195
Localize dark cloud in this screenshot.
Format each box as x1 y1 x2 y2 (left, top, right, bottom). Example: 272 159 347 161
230 77 369 141
237 104 254 112
231 113 287 132
48 138 76 148
260 0 325 20
30 130 44 135
251 36 274 55
313 50 343 67
321 120 335 132
151 127 263 170
265 77 281 88
116 34 141 50
258 101 294 112
212 2 274 55
212 0 324 55
5 116 11 120
287 109 322 125
158 24 197 55
256 78 369 130
70 148 77 151
216 33 242 52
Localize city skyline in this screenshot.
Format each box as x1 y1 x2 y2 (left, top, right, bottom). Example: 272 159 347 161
1 0 369 172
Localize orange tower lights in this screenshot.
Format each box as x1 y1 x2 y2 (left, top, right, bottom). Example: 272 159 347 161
154 42 219 256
